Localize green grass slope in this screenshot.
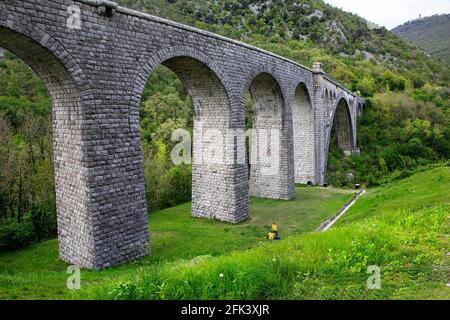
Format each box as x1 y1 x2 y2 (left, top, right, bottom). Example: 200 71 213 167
0 186 354 300
87 166 450 300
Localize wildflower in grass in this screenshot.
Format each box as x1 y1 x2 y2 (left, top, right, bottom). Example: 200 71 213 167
219 273 224 278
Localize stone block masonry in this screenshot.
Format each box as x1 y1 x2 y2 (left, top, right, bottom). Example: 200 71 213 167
0 0 363 269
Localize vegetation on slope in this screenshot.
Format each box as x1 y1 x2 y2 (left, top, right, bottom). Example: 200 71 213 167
328 89 450 187
117 0 449 88
0 0 449 251
392 14 450 64
0 186 354 299
87 166 450 300
0 51 56 251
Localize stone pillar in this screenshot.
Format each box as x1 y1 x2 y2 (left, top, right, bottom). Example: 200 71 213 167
192 123 249 223
312 62 326 185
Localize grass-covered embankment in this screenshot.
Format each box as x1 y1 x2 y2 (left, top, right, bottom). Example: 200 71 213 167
0 186 354 299
87 166 449 300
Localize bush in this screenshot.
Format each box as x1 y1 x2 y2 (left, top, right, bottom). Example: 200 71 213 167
156 165 192 209
0 216 35 251
393 170 412 181
356 77 376 97
400 138 433 159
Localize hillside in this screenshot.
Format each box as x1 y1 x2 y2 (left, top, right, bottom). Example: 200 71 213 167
117 0 449 88
86 166 448 299
0 166 448 299
0 0 449 277
392 14 450 64
0 186 354 299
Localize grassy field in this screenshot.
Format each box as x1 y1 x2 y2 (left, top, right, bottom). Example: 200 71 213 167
1 167 448 300
84 166 449 300
0 185 354 300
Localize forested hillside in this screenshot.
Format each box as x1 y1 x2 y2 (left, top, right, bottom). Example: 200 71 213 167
392 14 450 64
118 0 449 87
0 0 449 251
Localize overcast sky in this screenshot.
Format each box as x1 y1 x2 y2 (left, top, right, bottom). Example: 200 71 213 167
323 0 450 29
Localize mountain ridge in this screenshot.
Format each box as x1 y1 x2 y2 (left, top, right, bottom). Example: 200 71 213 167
392 14 450 64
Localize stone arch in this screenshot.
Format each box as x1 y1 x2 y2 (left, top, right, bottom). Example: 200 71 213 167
324 97 355 178
248 73 285 119
131 46 235 126
0 18 90 93
334 97 354 152
242 65 289 103
132 46 248 223
292 82 315 184
0 26 96 267
246 72 293 199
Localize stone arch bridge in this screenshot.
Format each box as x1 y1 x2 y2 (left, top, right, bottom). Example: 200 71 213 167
0 0 364 268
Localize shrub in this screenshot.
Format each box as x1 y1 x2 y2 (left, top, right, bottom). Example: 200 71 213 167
356 77 376 97
0 216 35 251
157 165 192 209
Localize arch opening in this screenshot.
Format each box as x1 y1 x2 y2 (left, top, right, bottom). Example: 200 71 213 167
0 28 90 266
333 98 354 156
357 102 364 116
293 83 315 184
138 55 247 223
162 57 231 125
246 73 288 199
324 98 354 182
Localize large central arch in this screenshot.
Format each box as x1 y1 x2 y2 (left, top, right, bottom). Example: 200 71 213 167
324 97 355 181
133 47 249 223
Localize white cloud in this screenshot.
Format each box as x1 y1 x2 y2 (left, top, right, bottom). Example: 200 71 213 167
323 0 450 29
